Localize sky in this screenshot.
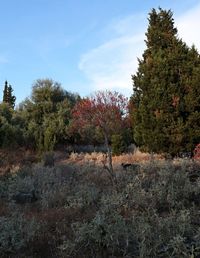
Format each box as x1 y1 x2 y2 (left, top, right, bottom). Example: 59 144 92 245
0 0 200 104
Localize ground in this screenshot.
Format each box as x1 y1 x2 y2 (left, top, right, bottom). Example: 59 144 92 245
0 149 200 257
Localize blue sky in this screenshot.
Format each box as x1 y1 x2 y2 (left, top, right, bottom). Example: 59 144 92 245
0 0 200 104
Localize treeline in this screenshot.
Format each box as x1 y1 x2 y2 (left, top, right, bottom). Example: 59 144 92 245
0 8 200 156
0 79 89 151
18 79 82 152
0 79 132 153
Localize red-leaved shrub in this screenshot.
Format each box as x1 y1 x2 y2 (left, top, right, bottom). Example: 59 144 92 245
194 143 200 160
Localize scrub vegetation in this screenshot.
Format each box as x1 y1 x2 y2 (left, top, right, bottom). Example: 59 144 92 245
0 7 200 258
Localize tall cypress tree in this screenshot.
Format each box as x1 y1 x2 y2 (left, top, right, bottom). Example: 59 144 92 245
3 80 9 103
184 46 200 151
3 81 16 108
7 84 16 108
131 8 200 155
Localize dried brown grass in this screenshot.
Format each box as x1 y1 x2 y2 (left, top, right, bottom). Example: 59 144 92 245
0 148 37 175
65 149 163 168
112 149 163 165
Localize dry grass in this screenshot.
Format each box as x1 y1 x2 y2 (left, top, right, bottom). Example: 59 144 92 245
61 149 163 169
0 148 37 175
113 149 163 165
0 147 164 175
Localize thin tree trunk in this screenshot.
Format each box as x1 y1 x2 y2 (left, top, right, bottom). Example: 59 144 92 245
104 133 116 183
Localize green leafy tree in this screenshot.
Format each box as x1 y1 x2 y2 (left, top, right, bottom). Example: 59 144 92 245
19 79 79 152
131 8 200 155
0 103 24 147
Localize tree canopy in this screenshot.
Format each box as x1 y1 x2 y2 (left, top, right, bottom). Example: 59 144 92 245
71 90 128 178
131 8 200 155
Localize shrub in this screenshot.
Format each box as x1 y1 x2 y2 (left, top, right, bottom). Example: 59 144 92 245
7 174 35 201
30 165 76 209
60 209 137 257
134 209 196 258
66 184 101 209
3 163 77 210
0 212 39 254
2 157 200 257
194 143 200 160
0 172 12 199
40 183 70 209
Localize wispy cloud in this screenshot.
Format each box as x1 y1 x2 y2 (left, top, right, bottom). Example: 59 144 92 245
176 3 200 50
79 14 146 95
79 34 144 94
79 4 200 95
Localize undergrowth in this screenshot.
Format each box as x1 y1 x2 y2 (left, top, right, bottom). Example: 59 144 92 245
0 156 200 257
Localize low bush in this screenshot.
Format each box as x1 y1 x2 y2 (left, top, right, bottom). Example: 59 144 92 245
58 160 200 257
0 212 39 255
1 159 200 257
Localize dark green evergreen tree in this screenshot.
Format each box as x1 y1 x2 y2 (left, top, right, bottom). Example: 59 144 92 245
184 46 200 151
131 8 200 155
3 81 16 108
111 134 126 156
3 81 9 103
8 85 16 108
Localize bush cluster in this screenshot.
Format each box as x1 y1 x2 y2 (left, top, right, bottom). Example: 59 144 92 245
0 212 39 255
1 159 200 257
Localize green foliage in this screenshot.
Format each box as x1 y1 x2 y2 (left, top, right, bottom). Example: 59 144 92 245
2 80 8 103
0 103 24 147
111 134 126 155
0 102 12 122
131 8 200 155
3 81 16 108
19 78 80 152
0 212 39 254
